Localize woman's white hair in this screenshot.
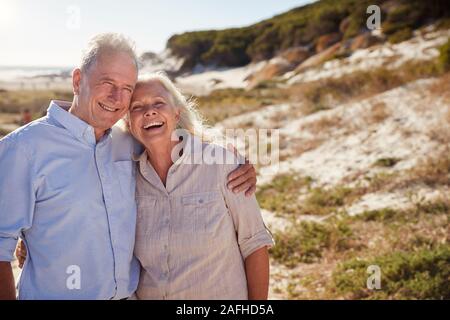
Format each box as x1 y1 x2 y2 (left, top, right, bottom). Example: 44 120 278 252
80 32 138 72
122 72 217 142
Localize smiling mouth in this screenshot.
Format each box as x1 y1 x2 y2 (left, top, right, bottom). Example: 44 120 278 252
143 121 165 130
98 102 119 112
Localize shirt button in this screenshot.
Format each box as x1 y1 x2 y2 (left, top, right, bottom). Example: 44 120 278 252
199 199 204 204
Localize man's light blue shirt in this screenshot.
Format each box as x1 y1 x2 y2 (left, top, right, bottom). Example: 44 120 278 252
0 101 140 299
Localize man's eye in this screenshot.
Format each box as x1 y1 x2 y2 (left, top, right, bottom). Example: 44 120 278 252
131 105 142 111
154 102 164 107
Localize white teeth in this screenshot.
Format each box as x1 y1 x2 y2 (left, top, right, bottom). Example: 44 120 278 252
144 122 164 129
99 103 116 112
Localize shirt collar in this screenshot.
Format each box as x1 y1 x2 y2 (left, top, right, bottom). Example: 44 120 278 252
47 100 112 146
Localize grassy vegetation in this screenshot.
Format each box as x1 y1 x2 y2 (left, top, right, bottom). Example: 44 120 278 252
258 154 446 218
355 198 450 225
382 0 449 36
195 87 289 124
437 38 450 73
196 58 443 125
299 61 440 114
167 0 450 70
256 172 367 217
0 89 72 114
406 151 450 187
271 197 449 299
0 127 11 137
388 28 413 44
271 220 352 266
256 172 312 216
300 187 354 216
332 245 450 299
258 148 449 220
271 197 449 269
265 139 449 299
350 149 449 199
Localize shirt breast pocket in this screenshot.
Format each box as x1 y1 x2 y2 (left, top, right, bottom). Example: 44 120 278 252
180 191 225 234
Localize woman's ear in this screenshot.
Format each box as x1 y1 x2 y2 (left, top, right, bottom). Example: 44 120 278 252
72 68 82 95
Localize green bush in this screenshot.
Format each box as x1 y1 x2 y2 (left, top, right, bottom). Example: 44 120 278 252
201 28 254 66
373 157 401 168
301 186 354 215
358 208 400 222
256 172 312 216
388 28 413 44
415 199 450 215
438 38 450 72
167 30 218 70
167 0 450 69
354 199 449 225
333 245 450 299
167 0 372 67
271 220 352 266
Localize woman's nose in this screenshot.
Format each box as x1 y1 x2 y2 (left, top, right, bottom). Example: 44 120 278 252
143 107 157 117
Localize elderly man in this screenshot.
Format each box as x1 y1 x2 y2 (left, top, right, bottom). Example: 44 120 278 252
0 33 257 300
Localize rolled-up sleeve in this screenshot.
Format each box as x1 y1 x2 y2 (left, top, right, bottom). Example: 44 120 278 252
221 161 274 260
0 136 36 261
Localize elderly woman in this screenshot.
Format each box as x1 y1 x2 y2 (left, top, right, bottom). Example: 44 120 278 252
127 73 274 300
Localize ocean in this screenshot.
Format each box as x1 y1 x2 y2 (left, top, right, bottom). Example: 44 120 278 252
0 65 73 81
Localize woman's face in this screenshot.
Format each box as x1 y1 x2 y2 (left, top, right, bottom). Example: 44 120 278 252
128 80 180 146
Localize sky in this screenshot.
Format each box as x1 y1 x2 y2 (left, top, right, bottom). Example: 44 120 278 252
0 0 315 67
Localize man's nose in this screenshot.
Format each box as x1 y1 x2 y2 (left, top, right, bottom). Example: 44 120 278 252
109 87 122 103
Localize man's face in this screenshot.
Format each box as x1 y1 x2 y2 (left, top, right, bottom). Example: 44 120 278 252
73 51 138 132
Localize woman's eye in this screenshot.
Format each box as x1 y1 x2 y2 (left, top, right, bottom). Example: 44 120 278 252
154 102 164 107
131 105 142 111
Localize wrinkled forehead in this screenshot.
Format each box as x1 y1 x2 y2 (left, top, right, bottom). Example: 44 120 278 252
133 79 173 102
87 50 138 80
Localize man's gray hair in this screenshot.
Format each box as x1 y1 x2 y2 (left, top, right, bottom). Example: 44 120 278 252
80 32 138 72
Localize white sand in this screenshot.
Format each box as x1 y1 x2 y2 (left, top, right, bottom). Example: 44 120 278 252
286 27 450 85
174 62 267 96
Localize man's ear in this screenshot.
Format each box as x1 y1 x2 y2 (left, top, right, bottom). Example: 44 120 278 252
72 68 82 95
